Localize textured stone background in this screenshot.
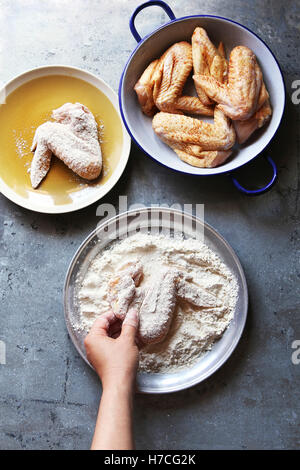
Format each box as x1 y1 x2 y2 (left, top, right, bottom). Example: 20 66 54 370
0 0 299 449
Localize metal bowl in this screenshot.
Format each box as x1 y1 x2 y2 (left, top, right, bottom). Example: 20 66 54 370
119 1 285 195
64 207 248 393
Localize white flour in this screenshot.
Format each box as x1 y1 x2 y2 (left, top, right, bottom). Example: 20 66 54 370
77 233 238 373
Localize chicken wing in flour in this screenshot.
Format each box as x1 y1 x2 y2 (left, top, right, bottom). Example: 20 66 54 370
108 261 143 320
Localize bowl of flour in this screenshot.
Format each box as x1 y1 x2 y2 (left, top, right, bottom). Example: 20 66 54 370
64 207 248 393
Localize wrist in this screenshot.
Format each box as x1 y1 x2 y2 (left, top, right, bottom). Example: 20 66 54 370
102 376 135 396
99 367 137 392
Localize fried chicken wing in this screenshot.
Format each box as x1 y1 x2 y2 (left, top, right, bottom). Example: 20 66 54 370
193 46 262 120
30 103 102 189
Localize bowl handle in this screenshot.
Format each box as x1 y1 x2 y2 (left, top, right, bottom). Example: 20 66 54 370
130 1 176 43
230 155 278 196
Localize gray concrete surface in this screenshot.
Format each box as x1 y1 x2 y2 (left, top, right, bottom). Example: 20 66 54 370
0 0 299 450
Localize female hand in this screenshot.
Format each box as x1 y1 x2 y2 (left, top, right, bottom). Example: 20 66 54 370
84 308 139 390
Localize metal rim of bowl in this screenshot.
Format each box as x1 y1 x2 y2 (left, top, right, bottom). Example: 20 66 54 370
118 14 286 178
63 207 248 393
0 65 131 214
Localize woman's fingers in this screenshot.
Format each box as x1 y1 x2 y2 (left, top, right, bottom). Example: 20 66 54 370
109 319 122 337
111 331 121 339
90 310 116 337
121 308 139 342
89 308 139 341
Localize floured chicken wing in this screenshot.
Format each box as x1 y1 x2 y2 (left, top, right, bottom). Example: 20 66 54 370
135 267 223 344
192 28 228 106
193 46 262 120
108 262 223 345
30 103 102 189
138 268 177 345
176 276 221 307
108 261 143 320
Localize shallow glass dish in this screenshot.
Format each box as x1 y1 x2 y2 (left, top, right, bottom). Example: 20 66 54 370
64 207 248 393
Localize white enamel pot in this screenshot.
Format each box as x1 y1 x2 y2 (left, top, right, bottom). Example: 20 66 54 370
119 1 285 195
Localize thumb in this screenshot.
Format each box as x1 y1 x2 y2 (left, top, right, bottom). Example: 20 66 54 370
121 308 139 341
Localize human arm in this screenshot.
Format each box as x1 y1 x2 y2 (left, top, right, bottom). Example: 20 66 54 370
84 308 139 450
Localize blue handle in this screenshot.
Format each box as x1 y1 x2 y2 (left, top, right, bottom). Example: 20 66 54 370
231 155 277 195
130 1 176 43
